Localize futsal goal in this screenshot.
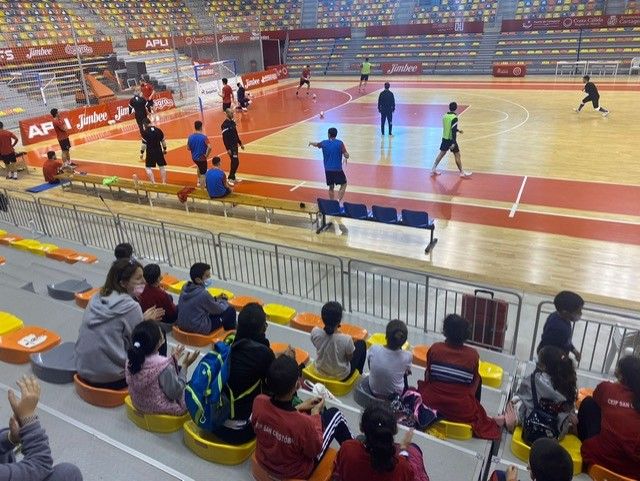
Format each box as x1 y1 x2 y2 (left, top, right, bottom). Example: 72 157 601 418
192 59 239 115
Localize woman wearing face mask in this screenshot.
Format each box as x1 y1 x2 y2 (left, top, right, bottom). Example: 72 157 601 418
75 259 165 389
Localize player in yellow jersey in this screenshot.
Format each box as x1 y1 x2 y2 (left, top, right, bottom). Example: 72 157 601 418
431 102 471 178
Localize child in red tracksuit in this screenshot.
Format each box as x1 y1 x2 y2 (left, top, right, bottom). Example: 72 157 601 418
251 355 353 480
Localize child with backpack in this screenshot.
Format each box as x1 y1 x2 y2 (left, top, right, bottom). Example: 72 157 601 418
125 321 199 415
368 320 413 399
252 355 353 479
505 346 577 444
310 301 367 380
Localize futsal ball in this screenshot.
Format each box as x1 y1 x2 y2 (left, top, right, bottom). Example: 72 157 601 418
107 120 116 125
312 93 317 99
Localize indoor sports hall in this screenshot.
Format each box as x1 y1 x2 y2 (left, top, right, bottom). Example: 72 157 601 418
0 1 639 481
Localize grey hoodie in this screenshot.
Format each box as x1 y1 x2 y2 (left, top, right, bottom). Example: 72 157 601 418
0 421 82 481
176 282 226 335
75 291 143 383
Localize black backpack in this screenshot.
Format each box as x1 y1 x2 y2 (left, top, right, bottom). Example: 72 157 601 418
522 369 559 445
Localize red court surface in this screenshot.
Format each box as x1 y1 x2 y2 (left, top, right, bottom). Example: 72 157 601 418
24 80 640 246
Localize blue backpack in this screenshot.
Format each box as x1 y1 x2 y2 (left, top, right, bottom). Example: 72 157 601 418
185 339 261 432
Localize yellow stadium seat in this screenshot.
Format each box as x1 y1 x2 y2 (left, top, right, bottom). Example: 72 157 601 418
0 312 24 335
183 420 256 464
302 364 360 396
366 332 409 350
207 287 235 300
511 426 582 473
427 419 473 440
478 361 504 388
264 304 296 325
10 239 41 252
167 280 187 294
125 396 189 433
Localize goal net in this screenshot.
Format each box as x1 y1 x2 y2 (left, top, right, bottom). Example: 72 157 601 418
192 59 238 115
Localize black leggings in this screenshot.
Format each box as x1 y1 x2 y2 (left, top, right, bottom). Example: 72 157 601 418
343 340 367 380
227 146 240 180
578 396 601 441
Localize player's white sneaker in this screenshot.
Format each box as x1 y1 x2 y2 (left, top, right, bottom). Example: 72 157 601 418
242 107 247 112
602 111 610 117
460 171 472 178
574 108 580 113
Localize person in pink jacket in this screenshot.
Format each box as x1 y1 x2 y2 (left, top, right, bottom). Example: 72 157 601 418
125 321 199 415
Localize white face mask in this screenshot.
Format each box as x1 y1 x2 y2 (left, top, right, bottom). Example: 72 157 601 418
132 284 145 297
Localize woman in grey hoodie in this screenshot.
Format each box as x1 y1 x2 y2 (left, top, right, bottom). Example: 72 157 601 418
75 259 164 389
0 376 82 481
505 346 578 438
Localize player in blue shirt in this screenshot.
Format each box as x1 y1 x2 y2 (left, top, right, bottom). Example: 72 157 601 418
205 156 233 198
186 120 211 188
309 127 350 201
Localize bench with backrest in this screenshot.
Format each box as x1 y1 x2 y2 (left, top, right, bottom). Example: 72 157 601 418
56 173 319 226
317 199 437 253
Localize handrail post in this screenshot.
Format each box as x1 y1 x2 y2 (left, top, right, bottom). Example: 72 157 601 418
160 221 173 267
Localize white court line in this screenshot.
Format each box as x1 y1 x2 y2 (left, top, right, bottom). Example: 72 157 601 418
509 175 528 218
0 381 195 481
290 181 306 191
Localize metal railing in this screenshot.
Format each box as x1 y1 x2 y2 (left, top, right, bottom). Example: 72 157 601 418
532 301 640 375
0 188 532 354
348 259 523 354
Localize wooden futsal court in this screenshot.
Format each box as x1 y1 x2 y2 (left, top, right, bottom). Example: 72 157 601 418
18 75 640 308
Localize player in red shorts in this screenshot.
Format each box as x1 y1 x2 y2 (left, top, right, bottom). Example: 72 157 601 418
296 65 311 96
140 77 158 121
220 78 234 112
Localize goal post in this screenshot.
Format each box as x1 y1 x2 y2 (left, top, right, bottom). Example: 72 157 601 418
193 59 238 115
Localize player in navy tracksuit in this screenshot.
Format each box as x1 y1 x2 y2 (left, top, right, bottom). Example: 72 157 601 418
575 75 609 117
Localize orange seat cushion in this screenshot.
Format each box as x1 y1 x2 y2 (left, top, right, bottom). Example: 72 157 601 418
160 273 180 290
271 342 310 366
0 256 4 265
70 253 98 264
75 287 101 309
0 235 23 245
251 448 337 481
73 374 127 407
46 248 80 263
412 345 430 367
291 312 323 332
229 296 264 311
338 323 368 342
172 325 233 347
577 387 594 408
0 326 61 364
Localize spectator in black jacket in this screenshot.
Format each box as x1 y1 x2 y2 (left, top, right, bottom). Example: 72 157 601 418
236 83 250 111
378 82 395 136
221 109 244 184
211 303 275 444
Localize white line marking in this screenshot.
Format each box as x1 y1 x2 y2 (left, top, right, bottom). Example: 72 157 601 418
290 181 306 191
509 175 528 218
0 381 195 481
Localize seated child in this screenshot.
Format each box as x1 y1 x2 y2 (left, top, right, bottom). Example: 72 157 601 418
252 355 353 479
125 321 199 415
537 291 584 362
505 346 577 439
310 301 366 380
333 405 430 481
139 264 178 324
579 355 640 479
496 438 573 481
368 319 412 399
417 314 503 440
176 262 236 335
